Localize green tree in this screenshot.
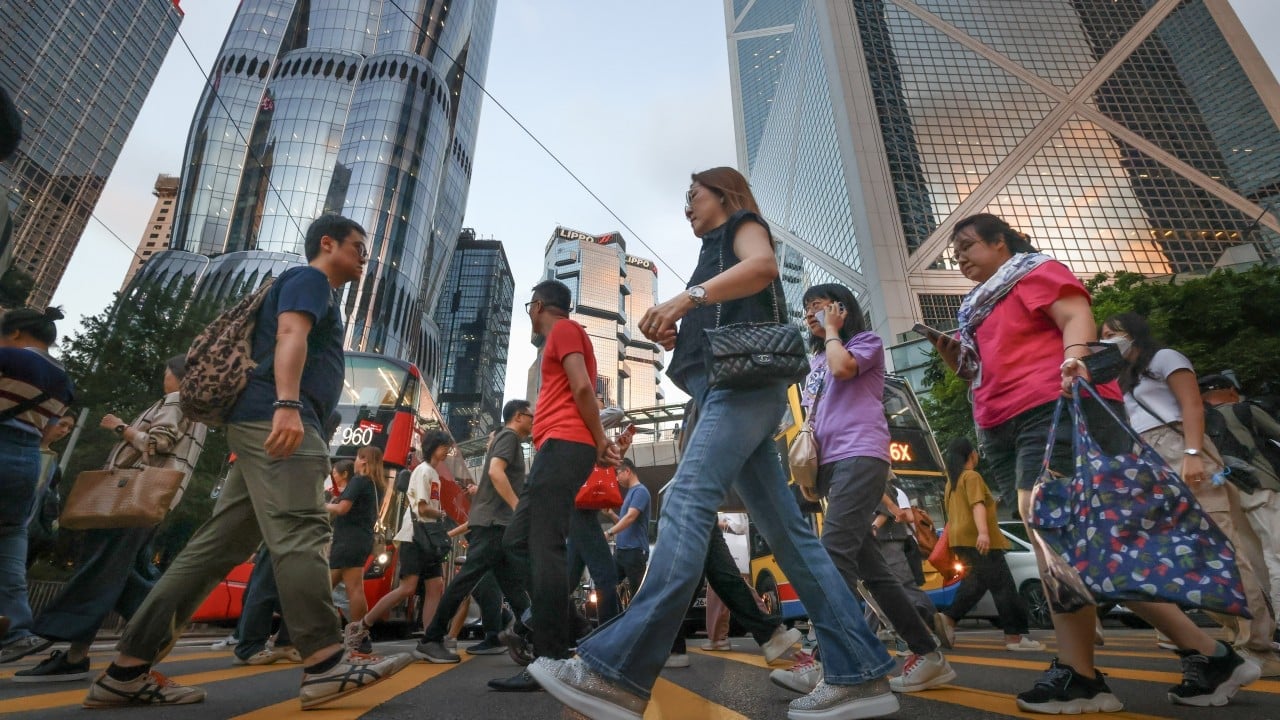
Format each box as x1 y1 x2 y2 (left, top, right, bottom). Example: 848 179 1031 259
35 278 230 577
919 351 974 453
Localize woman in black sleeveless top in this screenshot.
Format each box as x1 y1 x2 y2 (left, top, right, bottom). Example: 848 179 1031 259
529 167 901 720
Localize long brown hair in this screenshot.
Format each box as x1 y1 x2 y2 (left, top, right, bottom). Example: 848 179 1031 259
357 445 387 490
691 167 762 217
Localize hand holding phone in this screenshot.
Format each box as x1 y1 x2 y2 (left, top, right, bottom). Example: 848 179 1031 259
911 323 947 343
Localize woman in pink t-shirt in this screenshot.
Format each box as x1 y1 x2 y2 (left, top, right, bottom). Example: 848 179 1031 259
926 214 1245 713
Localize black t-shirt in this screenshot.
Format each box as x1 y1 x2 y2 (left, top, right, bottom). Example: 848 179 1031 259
667 210 787 393
227 265 345 432
333 474 378 541
469 428 526 527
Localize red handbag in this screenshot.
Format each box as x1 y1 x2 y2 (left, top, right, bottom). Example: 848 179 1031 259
927 525 962 582
575 465 622 510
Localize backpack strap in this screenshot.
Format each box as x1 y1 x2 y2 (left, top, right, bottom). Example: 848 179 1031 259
0 391 51 425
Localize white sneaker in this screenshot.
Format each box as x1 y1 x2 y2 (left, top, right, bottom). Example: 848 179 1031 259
1007 637 1046 652
770 651 823 694
889 652 957 692
701 639 732 651
343 620 371 653
663 653 690 668
299 651 413 710
762 626 803 664
210 634 238 651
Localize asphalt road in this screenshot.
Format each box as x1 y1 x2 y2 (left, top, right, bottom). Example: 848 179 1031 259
2 626 1277 719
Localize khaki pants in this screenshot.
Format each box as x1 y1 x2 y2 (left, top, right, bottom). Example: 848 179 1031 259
1144 426 1277 652
118 422 339 662
1240 488 1280 614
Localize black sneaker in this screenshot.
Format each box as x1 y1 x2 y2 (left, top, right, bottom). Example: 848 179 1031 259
499 618 535 667
487 669 543 692
466 637 507 656
1168 645 1261 706
14 650 91 683
1015 658 1124 714
412 640 460 664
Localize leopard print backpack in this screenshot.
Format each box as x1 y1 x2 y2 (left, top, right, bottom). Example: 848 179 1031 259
179 279 275 426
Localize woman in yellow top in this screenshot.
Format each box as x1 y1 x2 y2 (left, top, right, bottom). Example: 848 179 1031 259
935 437 1043 652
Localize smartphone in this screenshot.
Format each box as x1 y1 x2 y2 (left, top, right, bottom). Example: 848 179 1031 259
814 302 846 325
912 322 949 343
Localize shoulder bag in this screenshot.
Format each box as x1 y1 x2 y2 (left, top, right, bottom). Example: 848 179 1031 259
788 377 822 502
703 244 808 390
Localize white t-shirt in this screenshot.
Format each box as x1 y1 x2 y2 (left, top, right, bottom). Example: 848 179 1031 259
1124 348 1195 433
395 462 441 543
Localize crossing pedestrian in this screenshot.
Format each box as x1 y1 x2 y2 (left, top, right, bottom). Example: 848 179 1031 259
85 214 410 709
530 168 899 720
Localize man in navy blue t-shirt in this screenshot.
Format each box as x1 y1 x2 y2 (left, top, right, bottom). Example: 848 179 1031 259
94 215 412 710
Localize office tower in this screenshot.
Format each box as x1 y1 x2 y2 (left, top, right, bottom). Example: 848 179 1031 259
725 0 1280 340
121 174 180 290
537 226 664 409
133 0 496 389
435 228 514 442
0 0 184 307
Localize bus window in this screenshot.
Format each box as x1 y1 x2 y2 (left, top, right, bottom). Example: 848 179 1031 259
343 355 407 408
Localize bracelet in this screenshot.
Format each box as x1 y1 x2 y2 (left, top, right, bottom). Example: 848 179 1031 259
1064 343 1089 353
273 399 304 410
825 338 843 345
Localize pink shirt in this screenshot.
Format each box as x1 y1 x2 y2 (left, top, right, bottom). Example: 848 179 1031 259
972 261 1121 428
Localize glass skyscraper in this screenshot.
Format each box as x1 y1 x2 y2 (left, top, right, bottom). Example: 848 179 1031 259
136 0 495 388
434 228 514 442
0 0 183 308
726 0 1280 340
534 226 664 410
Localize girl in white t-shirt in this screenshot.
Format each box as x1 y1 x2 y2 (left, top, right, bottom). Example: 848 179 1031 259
1103 312 1275 667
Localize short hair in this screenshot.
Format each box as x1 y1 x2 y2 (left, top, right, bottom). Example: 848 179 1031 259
421 430 454 462
502 399 532 423
165 354 188 381
801 283 868 354
619 458 637 474
332 459 354 478
0 306 63 345
303 213 366 261
531 280 572 313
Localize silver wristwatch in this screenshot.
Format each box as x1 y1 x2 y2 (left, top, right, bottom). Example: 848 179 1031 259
687 285 708 307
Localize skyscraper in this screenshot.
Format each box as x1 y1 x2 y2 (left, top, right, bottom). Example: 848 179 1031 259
0 0 184 307
121 174 180 291
435 228 514 442
534 226 664 409
134 0 495 389
725 0 1280 339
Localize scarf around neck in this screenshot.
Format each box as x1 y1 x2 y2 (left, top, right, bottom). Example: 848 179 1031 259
955 252 1053 380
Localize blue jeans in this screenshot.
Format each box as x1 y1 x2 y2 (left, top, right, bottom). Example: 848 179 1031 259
0 427 42 643
567 509 620 622
576 373 893 697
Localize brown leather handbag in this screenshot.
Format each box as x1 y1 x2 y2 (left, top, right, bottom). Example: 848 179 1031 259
59 464 185 530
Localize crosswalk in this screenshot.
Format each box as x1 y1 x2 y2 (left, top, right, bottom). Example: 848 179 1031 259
1 629 1275 718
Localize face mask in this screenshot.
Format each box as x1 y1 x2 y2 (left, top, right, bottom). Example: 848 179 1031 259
1100 335 1133 356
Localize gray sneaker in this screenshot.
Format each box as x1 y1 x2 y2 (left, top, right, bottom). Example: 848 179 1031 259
412 640 460 664
298 651 412 710
0 635 52 664
343 620 371 653
527 657 647 720
788 677 900 720
83 670 206 707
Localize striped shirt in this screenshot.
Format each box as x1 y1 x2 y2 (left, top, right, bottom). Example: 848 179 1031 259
0 347 74 436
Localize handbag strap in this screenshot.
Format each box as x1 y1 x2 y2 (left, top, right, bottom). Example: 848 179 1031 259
1130 385 1228 468
714 220 784 328
0 391 51 425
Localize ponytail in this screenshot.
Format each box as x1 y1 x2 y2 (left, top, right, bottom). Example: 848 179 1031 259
0 306 63 345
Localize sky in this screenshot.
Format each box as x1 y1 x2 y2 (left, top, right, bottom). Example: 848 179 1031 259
50 0 1280 407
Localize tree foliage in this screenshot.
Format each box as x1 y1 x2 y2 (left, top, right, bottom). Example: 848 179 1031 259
918 265 1280 458
33 279 230 577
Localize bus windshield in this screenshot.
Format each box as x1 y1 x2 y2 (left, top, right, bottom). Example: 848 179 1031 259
343 355 410 408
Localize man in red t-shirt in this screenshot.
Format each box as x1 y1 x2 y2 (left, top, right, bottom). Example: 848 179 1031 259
491 280 618 690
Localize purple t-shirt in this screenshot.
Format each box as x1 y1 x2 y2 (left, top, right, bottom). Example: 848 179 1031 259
802 331 890 465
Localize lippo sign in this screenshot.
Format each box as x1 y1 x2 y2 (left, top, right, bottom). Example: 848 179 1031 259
556 227 619 245
625 255 657 275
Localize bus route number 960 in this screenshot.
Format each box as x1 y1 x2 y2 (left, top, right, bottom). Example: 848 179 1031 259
334 425 375 447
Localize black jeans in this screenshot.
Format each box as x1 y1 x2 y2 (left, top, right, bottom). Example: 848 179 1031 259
818 456 938 656
567 510 620 622
234 546 291 658
503 438 597 659
943 547 1030 636
472 571 505 641
614 547 648 592
673 525 779 654
424 525 530 643
33 527 158 645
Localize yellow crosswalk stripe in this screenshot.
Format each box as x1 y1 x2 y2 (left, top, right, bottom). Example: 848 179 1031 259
229 655 472 719
913 685 1171 719
646 679 750 719
0 650 232 681
943 655 1280 694
0 664 296 713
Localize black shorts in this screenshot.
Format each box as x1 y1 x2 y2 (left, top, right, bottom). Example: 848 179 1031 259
329 535 373 570
397 541 443 580
979 397 1129 503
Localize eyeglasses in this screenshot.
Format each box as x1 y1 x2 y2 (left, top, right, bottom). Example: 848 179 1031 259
524 300 541 314
349 241 370 260
948 239 977 263
517 411 533 420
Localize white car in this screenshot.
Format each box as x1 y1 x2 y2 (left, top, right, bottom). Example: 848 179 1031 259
960 521 1050 629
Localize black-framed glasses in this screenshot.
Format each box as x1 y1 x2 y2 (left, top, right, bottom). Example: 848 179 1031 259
349 241 370 260
524 300 541 313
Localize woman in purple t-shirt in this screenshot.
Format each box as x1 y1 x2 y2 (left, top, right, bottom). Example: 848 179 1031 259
794 283 955 693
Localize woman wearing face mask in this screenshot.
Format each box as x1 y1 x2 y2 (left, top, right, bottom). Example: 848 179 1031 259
1102 312 1279 674
925 214 1257 713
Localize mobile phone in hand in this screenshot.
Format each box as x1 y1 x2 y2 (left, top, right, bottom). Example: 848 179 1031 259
911 322 948 343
